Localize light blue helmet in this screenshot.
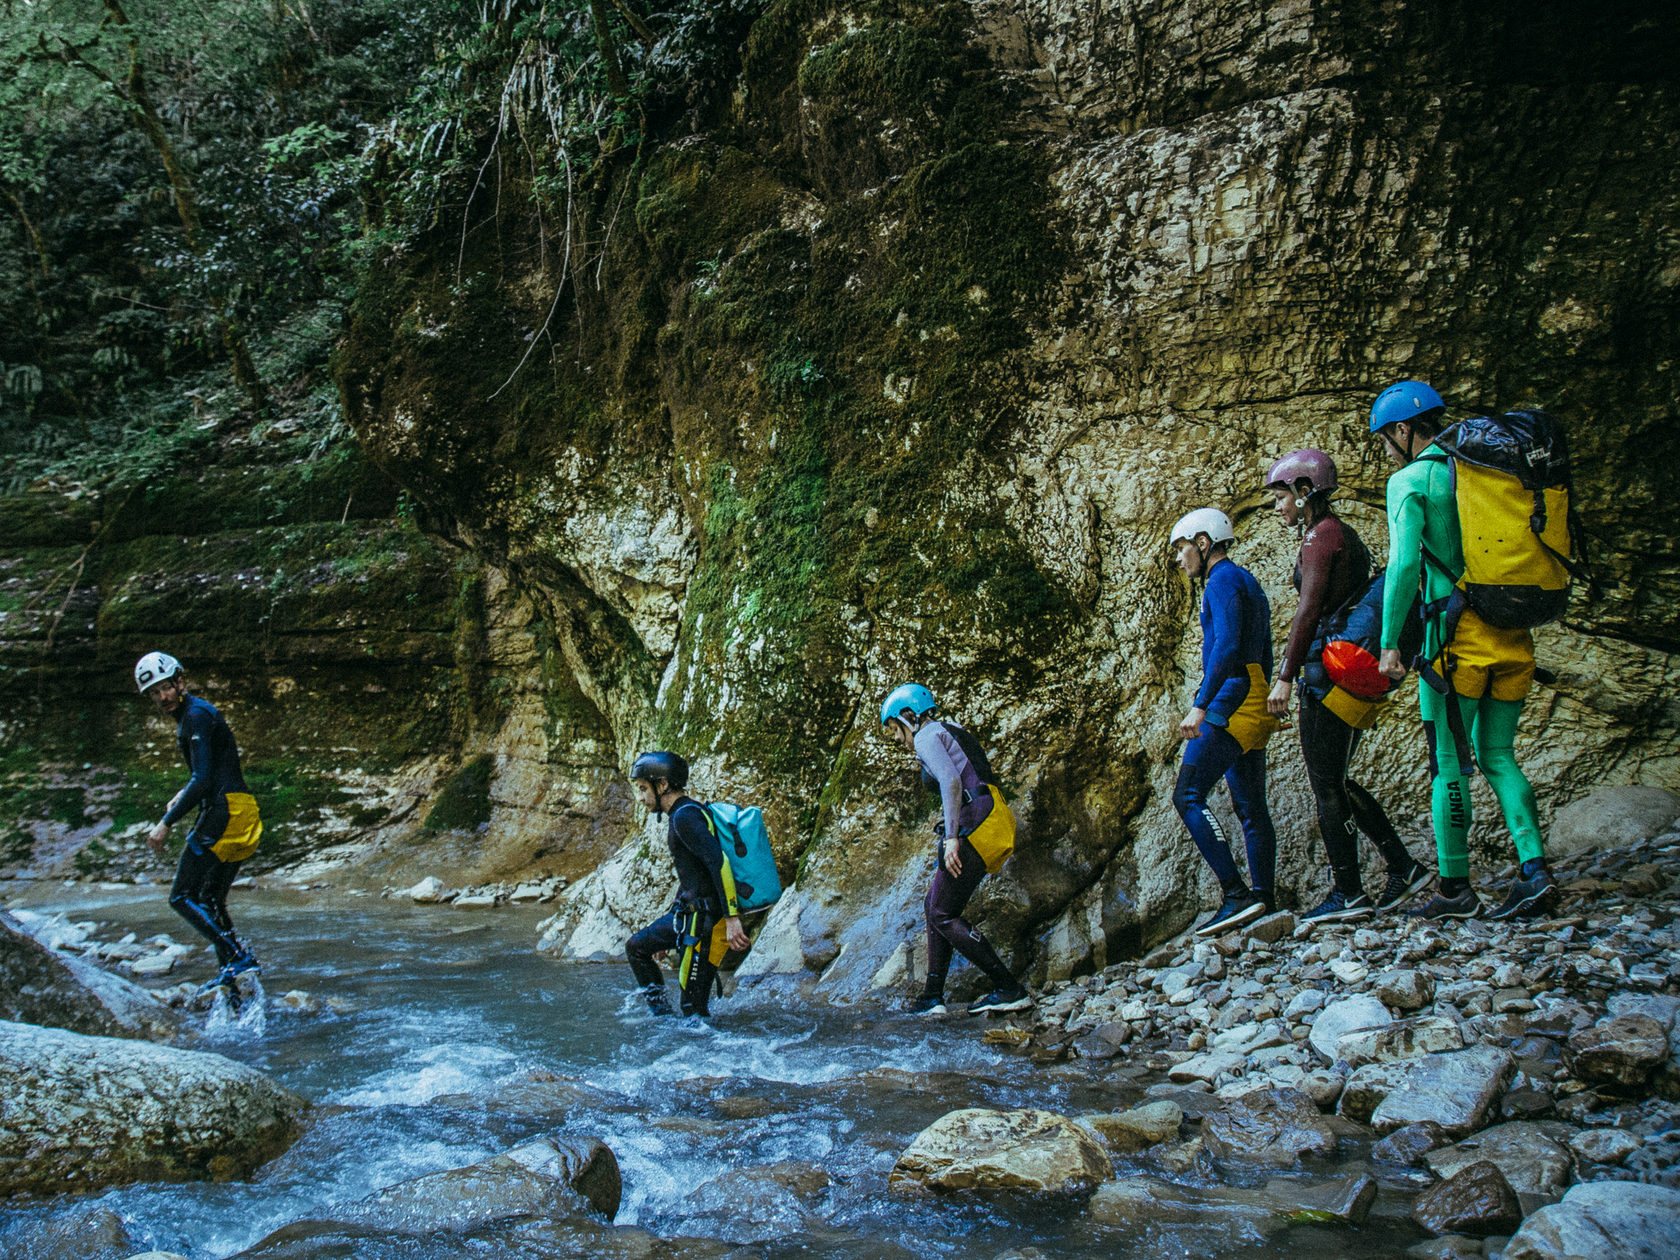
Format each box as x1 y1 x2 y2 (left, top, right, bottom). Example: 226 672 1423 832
879 683 937 731
1369 380 1445 433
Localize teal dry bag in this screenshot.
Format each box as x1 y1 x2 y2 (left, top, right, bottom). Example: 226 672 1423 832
705 802 782 913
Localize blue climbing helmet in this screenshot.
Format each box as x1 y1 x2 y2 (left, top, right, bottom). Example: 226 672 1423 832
879 683 937 732
1369 380 1445 433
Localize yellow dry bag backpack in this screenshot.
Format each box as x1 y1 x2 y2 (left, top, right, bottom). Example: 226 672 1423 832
1428 409 1579 629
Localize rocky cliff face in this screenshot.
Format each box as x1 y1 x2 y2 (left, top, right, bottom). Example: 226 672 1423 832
0 430 630 891
339 0 1678 994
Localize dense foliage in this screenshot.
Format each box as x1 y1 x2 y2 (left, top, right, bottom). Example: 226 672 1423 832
0 0 766 493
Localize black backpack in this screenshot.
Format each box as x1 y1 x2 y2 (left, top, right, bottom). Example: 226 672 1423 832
1303 569 1424 701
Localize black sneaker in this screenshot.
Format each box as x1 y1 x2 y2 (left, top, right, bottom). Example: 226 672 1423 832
1404 887 1482 920
1375 861 1434 912
969 985 1032 1015
1195 890 1268 937
1300 889 1375 925
223 953 261 981
1487 867 1557 921
642 985 674 1016
907 995 948 1017
197 953 260 995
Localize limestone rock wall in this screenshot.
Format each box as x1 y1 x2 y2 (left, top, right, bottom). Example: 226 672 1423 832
340 1 1680 995
0 437 629 890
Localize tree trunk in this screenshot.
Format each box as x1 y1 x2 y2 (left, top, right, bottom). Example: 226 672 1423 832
104 0 269 416
587 0 630 103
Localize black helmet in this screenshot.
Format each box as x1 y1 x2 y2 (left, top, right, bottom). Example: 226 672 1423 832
630 750 688 791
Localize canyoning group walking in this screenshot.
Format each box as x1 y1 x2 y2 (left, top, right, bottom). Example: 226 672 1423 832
131 379 1579 1021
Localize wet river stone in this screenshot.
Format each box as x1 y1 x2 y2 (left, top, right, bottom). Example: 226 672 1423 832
0 911 179 1042
890 1108 1112 1195
1342 1044 1514 1136
0 1019 304 1194
1089 1176 1284 1242
1202 1087 1338 1167
1570 1128 1642 1166
1082 1100 1183 1152
1504 1181 1680 1259
1423 1122 1573 1196
1376 970 1436 1011
1309 996 1393 1063
313 1136 620 1236
1412 1160 1525 1237
1568 1014 1670 1086
1373 1121 1450 1166
1334 1015 1464 1069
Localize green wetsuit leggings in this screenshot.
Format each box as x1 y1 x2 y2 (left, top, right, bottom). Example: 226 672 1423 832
1419 686 1543 878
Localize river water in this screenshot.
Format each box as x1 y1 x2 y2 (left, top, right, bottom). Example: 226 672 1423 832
2 885 1426 1259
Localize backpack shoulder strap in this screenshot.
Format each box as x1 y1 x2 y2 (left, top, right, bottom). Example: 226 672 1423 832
673 799 716 837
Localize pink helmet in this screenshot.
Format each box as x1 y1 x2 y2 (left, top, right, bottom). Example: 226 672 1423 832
1265 449 1338 496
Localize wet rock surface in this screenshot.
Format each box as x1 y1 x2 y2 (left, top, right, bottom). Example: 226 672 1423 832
1503 1181 1680 1260
1412 1160 1525 1237
0 909 180 1040
890 1107 1113 1195
978 826 1680 1244
0 1018 305 1194
1201 1087 1339 1167
284 1136 620 1237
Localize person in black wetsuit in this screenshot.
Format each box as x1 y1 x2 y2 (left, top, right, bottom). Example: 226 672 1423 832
136 651 262 989
624 751 749 1017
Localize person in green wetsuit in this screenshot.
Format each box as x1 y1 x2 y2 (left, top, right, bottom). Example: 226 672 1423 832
1370 381 1556 921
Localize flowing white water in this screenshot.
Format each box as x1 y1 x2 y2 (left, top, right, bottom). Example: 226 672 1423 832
0 885 1423 1259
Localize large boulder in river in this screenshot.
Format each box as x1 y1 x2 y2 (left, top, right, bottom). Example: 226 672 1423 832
1504 1181 1680 1260
890 1108 1112 1195
1547 786 1680 861
0 910 179 1042
0 1019 304 1194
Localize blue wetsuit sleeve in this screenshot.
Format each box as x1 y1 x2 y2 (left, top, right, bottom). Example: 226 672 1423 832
673 804 734 915
162 705 215 826
1194 578 1245 711
914 726 963 840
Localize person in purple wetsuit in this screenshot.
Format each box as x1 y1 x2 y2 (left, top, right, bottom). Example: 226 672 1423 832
880 683 1030 1018
1263 450 1431 925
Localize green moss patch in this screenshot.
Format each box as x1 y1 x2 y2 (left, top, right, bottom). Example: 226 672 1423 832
423 754 495 832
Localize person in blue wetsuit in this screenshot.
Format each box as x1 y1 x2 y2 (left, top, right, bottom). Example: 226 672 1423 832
624 750 749 1017
1168 509 1282 937
136 651 263 990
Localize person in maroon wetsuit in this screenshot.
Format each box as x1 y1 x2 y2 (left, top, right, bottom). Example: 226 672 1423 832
1263 450 1432 924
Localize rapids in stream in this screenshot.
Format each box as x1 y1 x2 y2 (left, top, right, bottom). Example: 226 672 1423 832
1 885 1428 1258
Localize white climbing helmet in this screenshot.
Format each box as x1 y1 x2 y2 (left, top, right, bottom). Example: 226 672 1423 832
134 651 183 694
1169 508 1236 550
